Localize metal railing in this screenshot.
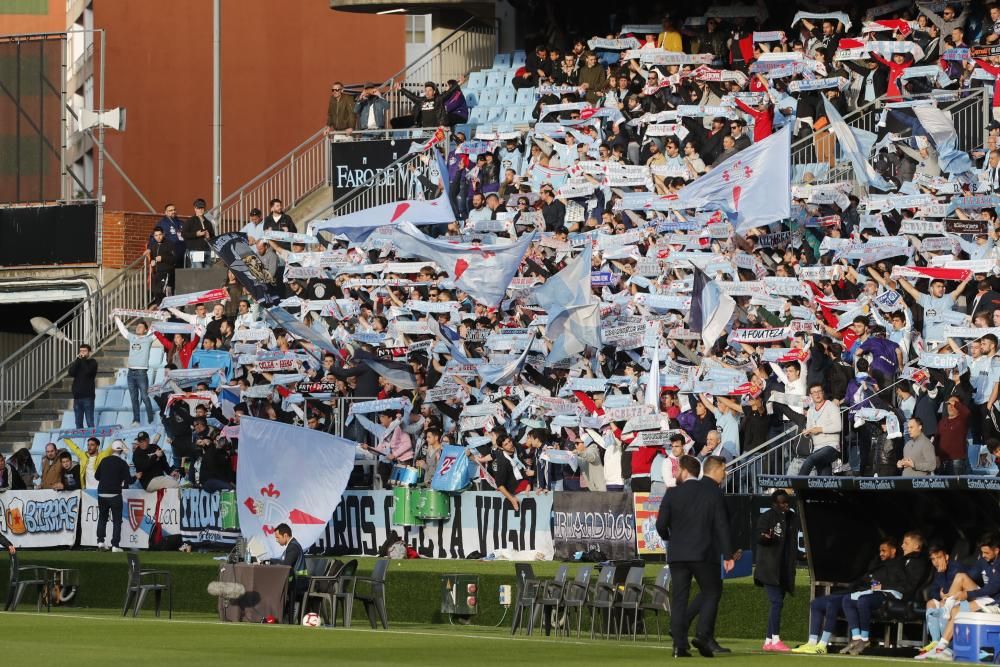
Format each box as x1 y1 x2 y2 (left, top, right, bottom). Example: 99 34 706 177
0 255 150 427
208 18 495 235
790 88 989 186
725 426 798 495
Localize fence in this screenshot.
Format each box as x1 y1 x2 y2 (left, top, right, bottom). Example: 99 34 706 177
724 426 798 495
0 255 150 426
789 88 989 187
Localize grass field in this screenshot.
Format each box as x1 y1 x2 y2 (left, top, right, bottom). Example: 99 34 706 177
0 608 922 667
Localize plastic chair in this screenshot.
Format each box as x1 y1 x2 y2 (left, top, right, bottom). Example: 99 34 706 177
98 411 118 426
588 565 619 639
122 551 172 618
486 106 505 122
463 88 481 107
512 51 526 68
504 106 525 124
468 71 486 89
331 560 361 627
530 564 569 635
478 89 498 107
614 566 646 641
493 53 512 69
639 566 671 641
515 87 536 105
354 558 390 629
5 552 50 612
486 71 505 89
30 432 49 453
511 563 542 635
303 559 353 626
59 411 76 430
561 566 593 638
468 106 487 125
497 88 516 107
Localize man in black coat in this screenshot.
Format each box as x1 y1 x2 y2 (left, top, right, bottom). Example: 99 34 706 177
754 490 800 651
68 344 98 428
656 455 735 658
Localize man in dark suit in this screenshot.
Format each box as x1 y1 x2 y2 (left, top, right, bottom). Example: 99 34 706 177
656 455 735 658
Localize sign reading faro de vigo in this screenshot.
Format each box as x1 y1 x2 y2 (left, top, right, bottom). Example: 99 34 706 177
331 140 403 197
0 490 80 547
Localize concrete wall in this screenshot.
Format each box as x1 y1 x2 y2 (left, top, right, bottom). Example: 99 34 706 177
94 0 405 214
100 210 158 268
0 0 64 35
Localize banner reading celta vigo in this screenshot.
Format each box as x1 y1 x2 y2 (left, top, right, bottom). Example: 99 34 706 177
238 417 356 560
179 488 240 547
0 490 80 548
317 490 554 559
80 488 180 549
552 491 638 560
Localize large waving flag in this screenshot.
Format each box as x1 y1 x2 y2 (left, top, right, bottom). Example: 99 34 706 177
237 417 356 559
822 98 894 191
689 268 736 348
535 243 603 362
676 124 791 231
477 336 534 386
392 222 536 305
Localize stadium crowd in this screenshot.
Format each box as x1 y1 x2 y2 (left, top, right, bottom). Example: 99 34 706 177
19 0 1000 658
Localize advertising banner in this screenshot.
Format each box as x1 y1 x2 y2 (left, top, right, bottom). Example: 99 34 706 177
319 490 554 560
552 491 638 560
179 488 241 547
0 490 80 548
633 492 666 555
80 488 181 549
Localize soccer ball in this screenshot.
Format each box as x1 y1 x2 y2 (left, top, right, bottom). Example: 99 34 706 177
301 612 321 627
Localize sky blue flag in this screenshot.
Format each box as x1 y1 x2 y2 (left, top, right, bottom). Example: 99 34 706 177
688 269 736 349
392 222 536 306
676 124 791 231
822 97 895 191
534 242 593 325
477 337 534 386
912 105 975 175
546 303 603 363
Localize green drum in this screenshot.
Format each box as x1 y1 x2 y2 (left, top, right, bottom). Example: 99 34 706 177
414 488 451 521
392 487 423 526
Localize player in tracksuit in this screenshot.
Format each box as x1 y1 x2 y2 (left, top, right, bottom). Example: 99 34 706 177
918 534 1000 661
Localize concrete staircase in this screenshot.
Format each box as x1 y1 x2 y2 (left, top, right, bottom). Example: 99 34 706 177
288 184 334 227
0 340 130 455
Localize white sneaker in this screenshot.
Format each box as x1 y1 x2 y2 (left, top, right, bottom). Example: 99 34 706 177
131 421 140 426
925 647 954 662
111 547 123 553
96 541 106 551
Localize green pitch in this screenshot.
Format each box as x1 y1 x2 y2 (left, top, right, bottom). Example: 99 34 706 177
0 609 918 666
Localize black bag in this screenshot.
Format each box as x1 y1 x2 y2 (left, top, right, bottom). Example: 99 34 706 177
795 433 813 458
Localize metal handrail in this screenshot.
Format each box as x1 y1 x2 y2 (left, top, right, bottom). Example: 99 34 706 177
0 254 150 427
207 18 496 236
725 426 798 495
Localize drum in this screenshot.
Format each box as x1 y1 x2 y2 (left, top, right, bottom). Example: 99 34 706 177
414 489 451 521
390 465 421 487
392 487 423 526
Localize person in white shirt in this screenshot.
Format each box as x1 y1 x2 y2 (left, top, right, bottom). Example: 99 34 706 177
799 384 842 476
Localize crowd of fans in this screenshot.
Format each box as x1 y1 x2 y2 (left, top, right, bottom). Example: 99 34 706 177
31 1 1000 505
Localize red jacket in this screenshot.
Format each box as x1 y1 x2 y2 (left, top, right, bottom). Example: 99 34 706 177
734 98 774 142
153 332 201 369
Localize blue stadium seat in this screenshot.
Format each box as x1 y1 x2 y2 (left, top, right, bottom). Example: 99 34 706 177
515 87 536 105
493 53 512 69
31 431 50 452
454 123 472 140
512 51 526 68
116 410 134 426
468 106 488 125
485 71 505 89
504 106 526 124
486 106 505 122
474 124 496 139
99 388 125 412
477 89 498 107
59 410 76 430
497 89 516 107
467 71 486 89
463 87 481 107
98 410 119 426
113 368 129 387
149 346 166 369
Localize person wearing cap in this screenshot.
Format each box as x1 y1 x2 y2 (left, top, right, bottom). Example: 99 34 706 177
355 82 389 131
95 440 133 551
182 198 216 268
240 208 265 244
132 431 180 492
